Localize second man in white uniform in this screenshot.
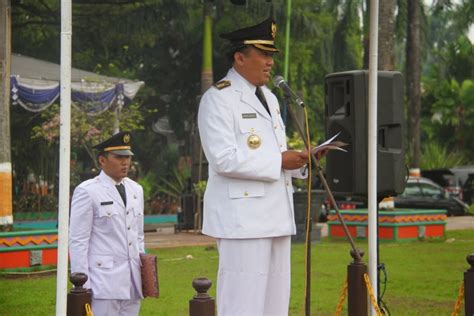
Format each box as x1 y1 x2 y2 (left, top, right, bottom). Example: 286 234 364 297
69 131 145 316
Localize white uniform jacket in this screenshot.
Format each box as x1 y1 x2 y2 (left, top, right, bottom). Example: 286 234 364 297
69 171 145 300
198 68 306 239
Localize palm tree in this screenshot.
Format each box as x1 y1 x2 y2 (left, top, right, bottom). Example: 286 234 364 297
406 0 422 167
363 0 397 70
378 0 397 70
331 0 363 71
193 0 214 230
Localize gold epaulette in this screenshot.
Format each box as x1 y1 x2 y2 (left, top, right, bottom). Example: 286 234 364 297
213 80 231 90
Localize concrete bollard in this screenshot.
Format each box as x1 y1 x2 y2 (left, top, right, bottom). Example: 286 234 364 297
465 254 474 316
348 249 368 316
189 277 215 316
67 272 92 316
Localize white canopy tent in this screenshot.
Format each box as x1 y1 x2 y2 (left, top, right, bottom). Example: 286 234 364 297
11 53 144 115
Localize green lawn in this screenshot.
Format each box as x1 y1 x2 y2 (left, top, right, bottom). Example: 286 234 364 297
0 230 471 316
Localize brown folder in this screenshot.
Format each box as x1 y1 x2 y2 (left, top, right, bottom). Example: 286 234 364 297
140 253 159 298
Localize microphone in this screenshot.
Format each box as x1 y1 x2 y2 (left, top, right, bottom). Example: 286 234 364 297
273 75 304 107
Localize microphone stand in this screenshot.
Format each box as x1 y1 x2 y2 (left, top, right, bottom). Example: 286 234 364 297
282 93 363 316
283 94 311 316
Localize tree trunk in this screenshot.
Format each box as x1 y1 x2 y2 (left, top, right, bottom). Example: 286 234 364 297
200 2 213 94
362 0 370 69
0 0 13 231
192 0 213 230
406 0 422 168
378 0 396 70
363 0 396 70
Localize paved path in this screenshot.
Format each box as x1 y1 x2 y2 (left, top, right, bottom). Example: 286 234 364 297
144 224 330 249
144 216 473 249
445 215 474 231
145 231 216 249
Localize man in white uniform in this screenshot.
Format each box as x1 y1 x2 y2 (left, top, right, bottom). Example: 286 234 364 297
198 16 313 316
69 131 145 316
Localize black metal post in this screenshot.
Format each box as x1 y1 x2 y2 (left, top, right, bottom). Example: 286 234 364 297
189 277 215 316
67 273 92 316
465 254 474 316
348 249 368 316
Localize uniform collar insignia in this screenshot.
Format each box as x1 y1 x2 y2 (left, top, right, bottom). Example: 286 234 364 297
213 80 231 90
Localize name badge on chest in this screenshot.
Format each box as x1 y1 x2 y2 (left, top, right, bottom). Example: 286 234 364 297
242 113 257 119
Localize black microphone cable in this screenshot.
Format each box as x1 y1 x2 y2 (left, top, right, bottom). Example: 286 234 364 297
378 263 391 315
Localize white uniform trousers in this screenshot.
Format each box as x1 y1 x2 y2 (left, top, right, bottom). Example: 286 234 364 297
91 298 141 316
91 278 142 316
216 236 291 316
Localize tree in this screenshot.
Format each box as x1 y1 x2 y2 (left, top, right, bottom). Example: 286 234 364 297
406 0 422 168
378 0 397 70
34 104 144 158
420 0 474 161
422 35 474 159
362 0 397 70
192 0 214 229
0 0 12 230
279 0 336 139
330 0 363 72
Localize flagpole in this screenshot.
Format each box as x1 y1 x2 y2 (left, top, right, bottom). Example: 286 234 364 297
368 0 379 315
55 0 72 314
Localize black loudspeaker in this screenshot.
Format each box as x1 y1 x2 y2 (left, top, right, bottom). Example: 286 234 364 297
324 70 406 197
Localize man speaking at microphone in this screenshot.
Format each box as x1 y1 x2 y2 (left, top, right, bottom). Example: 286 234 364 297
198 15 319 316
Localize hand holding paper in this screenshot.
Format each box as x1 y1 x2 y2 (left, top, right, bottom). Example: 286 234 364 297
311 132 348 155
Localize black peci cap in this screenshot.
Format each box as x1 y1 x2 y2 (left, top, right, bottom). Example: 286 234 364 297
220 16 279 53
93 131 134 156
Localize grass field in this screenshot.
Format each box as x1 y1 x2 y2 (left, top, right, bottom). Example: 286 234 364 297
0 230 472 316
